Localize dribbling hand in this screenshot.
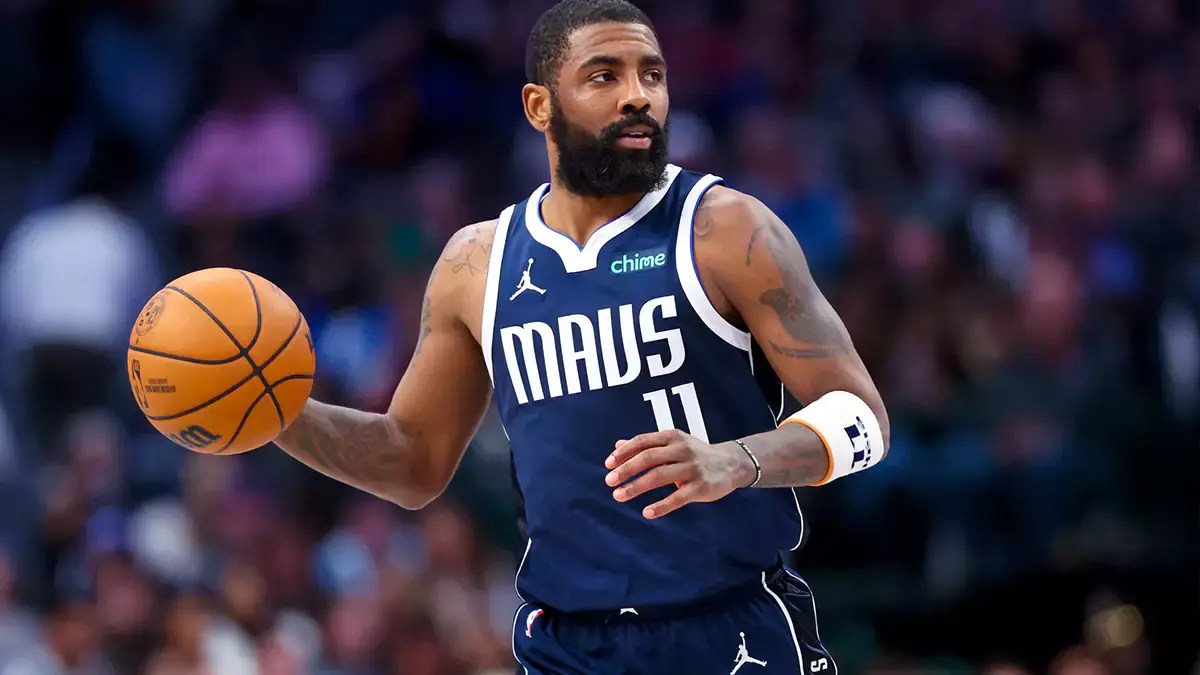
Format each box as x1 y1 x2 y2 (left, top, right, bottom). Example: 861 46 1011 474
604 430 756 519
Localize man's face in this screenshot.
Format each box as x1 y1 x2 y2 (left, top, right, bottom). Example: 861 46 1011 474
546 22 670 197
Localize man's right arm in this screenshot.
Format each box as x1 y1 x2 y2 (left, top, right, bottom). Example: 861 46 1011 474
272 221 495 508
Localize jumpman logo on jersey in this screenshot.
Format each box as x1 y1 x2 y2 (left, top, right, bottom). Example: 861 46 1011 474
509 258 547 301
730 632 768 674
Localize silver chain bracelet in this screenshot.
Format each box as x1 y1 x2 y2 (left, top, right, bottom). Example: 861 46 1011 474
733 439 761 488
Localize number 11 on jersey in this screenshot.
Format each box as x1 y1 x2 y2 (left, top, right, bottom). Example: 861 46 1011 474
642 382 710 443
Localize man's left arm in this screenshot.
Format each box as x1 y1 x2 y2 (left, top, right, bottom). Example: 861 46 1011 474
710 189 889 486
605 187 889 518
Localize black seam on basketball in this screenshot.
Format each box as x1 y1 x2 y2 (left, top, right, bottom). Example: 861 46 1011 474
144 313 304 421
236 271 284 429
165 284 283 428
127 345 244 365
165 286 252 355
237 270 265 352
215 374 315 455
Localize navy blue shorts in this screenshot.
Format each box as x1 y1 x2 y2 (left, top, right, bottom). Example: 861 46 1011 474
511 563 837 674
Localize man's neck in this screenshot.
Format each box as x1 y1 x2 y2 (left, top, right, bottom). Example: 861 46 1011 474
539 182 646 247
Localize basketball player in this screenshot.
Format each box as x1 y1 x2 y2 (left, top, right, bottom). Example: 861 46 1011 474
275 1 890 672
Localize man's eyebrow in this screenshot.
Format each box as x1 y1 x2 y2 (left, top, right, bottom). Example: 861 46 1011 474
579 54 623 70
577 54 665 71
641 54 666 69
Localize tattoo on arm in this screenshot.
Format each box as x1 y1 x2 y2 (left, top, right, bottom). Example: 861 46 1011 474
745 224 763 266
276 401 424 504
413 297 432 356
767 339 844 359
739 423 828 487
759 288 847 358
756 213 852 359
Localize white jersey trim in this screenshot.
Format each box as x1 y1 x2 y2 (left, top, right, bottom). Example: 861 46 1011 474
674 174 752 352
524 164 682 273
513 536 532 601
790 488 805 551
481 205 516 382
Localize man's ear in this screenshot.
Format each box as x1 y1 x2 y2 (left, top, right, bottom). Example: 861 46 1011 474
522 83 552 132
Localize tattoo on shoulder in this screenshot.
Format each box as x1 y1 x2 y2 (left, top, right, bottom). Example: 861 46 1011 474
443 222 493 276
694 187 741 241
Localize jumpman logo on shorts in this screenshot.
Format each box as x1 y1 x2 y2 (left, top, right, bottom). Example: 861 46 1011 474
510 258 547 301
730 632 767 674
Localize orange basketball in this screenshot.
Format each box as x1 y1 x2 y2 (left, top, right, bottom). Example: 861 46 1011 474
127 268 316 455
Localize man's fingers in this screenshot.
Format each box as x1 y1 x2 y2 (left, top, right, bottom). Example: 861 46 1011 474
605 430 681 470
643 483 699 519
613 463 694 502
605 431 679 469
605 442 686 487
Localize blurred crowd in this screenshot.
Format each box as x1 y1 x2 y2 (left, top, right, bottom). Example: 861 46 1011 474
0 0 1197 673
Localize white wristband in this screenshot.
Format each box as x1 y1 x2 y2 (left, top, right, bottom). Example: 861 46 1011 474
781 390 883 485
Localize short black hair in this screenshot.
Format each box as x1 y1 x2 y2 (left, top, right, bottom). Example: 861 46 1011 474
525 0 655 88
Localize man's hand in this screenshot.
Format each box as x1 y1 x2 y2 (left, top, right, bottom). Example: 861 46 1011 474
604 430 756 519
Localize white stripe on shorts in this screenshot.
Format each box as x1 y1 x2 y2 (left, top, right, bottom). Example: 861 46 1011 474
510 602 530 675
761 571 805 671
786 569 839 674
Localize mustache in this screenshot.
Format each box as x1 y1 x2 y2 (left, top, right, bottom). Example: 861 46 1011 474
600 113 664 144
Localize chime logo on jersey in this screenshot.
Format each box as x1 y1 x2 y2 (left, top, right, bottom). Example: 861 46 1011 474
610 248 667 275
498 294 686 404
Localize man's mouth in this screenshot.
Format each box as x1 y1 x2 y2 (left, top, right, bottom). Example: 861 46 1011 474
615 124 655 149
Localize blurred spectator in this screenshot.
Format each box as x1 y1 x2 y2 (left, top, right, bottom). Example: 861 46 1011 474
1 601 113 675
39 412 126 597
0 161 158 459
0 550 39 667
316 592 384 674
126 498 204 589
79 0 200 167
162 45 329 287
143 594 209 675
162 48 328 223
92 554 155 673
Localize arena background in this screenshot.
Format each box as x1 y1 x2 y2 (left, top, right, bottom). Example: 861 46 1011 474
0 0 1197 673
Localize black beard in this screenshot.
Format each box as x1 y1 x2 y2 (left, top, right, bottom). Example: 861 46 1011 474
548 94 669 198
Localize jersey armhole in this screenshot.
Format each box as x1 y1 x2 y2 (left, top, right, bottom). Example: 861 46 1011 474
481 205 516 383
674 175 752 353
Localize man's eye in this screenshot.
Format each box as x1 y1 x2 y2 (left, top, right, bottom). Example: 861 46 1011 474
590 72 615 83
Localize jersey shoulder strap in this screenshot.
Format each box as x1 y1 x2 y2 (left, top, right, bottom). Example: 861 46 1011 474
480 203 518 382
670 171 751 352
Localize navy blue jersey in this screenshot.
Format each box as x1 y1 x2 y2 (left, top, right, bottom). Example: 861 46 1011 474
482 165 805 613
